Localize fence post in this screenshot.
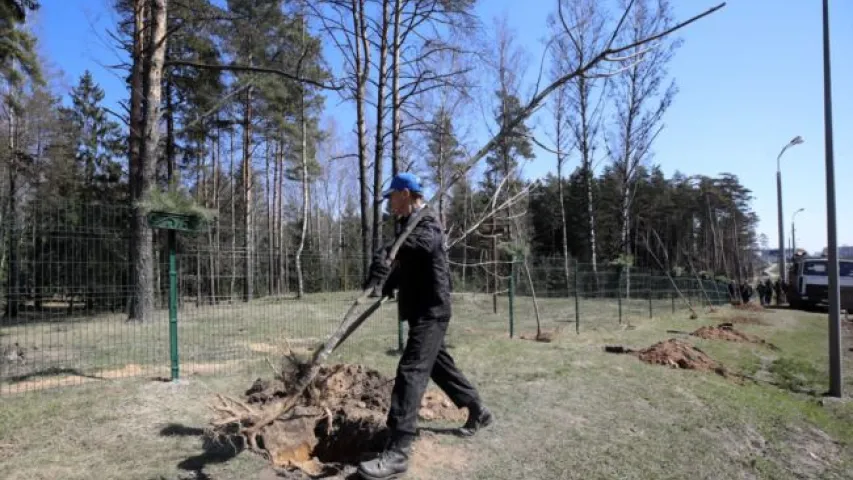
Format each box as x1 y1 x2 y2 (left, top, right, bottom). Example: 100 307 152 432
509 257 516 338
648 278 653 319
574 261 580 334
168 229 179 381
617 267 623 325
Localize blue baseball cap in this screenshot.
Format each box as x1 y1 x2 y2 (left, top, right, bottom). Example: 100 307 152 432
382 172 423 199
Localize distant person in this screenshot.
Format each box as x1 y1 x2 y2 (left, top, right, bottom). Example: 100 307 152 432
763 278 773 305
740 283 753 304
756 282 767 306
774 279 782 304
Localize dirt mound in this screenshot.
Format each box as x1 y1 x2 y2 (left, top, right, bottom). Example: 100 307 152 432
214 363 467 475
691 324 777 349
636 339 727 375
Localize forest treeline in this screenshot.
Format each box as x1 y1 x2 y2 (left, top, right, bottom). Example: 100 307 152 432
0 0 752 320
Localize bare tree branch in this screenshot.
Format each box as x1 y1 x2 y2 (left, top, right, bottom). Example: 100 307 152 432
164 60 344 90
527 134 577 157
227 1 727 440
176 81 254 135
447 183 535 250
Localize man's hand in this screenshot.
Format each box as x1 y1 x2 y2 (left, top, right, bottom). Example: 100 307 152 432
380 276 396 299
363 246 392 294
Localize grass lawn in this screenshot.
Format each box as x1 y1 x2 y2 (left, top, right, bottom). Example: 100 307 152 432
2 297 853 479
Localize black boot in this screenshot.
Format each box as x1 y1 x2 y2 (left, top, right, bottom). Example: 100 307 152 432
357 432 413 480
458 403 494 437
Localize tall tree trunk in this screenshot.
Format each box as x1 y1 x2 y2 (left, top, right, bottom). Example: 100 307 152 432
127 0 147 318
337 208 344 289
352 0 371 278
732 215 743 286
706 197 720 274
371 0 390 256
160 76 176 307
461 186 468 289
621 180 631 298
436 133 444 227
196 137 203 308
242 80 254 302
5 113 18 319
272 139 281 294
266 140 273 296
555 101 570 297
130 0 167 322
296 17 310 299
165 79 175 181
390 0 402 177
210 125 219 304
277 138 285 295
229 129 236 301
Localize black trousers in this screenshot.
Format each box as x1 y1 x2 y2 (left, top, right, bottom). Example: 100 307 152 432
386 317 480 436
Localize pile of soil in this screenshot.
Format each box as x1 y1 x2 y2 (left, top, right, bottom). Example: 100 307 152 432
217 363 466 476
636 339 727 376
690 323 776 349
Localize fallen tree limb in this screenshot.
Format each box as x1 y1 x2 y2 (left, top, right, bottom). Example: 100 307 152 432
213 0 726 451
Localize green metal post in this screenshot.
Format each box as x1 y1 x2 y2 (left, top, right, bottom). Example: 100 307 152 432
617 267 623 325
168 230 179 381
509 257 516 338
574 261 580 334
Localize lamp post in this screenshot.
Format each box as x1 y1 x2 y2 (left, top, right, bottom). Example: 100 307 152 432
791 208 804 254
821 0 841 397
776 135 804 304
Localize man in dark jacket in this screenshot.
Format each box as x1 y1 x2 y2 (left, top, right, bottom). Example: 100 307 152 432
358 173 493 480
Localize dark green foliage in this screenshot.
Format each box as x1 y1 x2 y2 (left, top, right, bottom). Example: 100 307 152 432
482 92 535 195
0 0 41 92
522 164 759 279
59 71 126 202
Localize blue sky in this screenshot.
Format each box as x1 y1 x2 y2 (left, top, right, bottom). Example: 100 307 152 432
31 0 852 254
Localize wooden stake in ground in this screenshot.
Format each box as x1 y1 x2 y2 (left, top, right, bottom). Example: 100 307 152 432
210 1 726 452
641 229 698 319
681 246 717 312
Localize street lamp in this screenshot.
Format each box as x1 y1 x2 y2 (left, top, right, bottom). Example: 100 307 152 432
776 135 804 304
791 208 804 254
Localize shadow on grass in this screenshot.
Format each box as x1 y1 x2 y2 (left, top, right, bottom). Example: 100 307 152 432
766 357 825 397
5 367 105 383
160 423 245 478
418 426 463 436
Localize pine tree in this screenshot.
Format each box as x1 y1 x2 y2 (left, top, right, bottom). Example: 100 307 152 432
0 0 41 92
425 108 464 228
482 92 534 196
62 71 125 202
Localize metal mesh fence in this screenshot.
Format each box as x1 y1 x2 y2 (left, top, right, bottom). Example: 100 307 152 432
0 202 730 395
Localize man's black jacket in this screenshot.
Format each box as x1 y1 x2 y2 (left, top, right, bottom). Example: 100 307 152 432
380 208 452 321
